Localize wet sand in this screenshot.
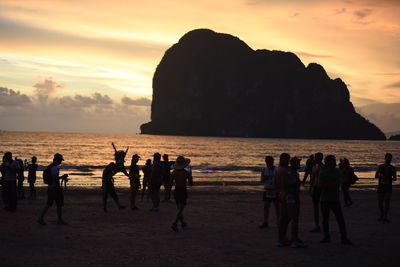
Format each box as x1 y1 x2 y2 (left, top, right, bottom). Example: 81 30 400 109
0 184 399 266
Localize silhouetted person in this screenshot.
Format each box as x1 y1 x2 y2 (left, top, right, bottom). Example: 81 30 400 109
141 159 152 201
319 155 352 245
274 153 291 247
129 154 141 210
339 158 357 207
162 154 174 202
112 142 129 177
259 156 278 229
1 152 19 211
102 162 125 212
170 156 193 232
309 152 324 232
27 156 38 200
38 153 68 225
302 155 314 184
284 157 306 248
149 153 164 212
16 158 25 199
375 153 397 223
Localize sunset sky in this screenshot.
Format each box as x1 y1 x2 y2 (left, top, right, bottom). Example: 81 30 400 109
1 0 399 133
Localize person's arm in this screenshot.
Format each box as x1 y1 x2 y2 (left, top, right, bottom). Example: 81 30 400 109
260 168 266 182
112 142 117 153
169 171 175 187
125 146 129 154
188 171 193 187
375 165 382 179
393 167 397 181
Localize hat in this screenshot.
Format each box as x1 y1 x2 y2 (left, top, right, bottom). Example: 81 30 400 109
173 156 191 170
132 154 140 159
54 153 64 161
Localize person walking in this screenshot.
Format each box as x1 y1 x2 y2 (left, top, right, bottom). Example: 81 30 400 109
38 153 69 225
170 156 193 232
102 162 125 212
339 158 357 207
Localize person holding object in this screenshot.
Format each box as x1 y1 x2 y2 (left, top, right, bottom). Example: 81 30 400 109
170 156 193 232
38 153 69 225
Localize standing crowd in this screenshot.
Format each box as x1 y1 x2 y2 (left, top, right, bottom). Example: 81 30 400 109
0 144 397 241
259 152 396 248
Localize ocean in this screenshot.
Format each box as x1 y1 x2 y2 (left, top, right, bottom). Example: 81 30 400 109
1 131 399 187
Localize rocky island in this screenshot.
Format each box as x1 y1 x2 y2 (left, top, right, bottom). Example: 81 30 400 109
141 29 385 140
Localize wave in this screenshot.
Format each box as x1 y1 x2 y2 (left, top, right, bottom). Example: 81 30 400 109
33 164 382 173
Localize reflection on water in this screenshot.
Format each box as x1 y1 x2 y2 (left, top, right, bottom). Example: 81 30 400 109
1 132 399 187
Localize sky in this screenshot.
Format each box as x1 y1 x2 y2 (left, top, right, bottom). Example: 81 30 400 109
0 0 399 134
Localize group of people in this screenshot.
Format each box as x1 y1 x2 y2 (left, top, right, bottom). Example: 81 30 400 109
259 152 397 248
1 146 397 239
0 143 194 232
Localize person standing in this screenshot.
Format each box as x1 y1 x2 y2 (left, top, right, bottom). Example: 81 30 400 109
302 154 314 184
102 162 125 212
1 152 20 211
149 153 164 212
170 156 193 232
38 153 69 225
141 159 152 201
375 153 397 223
319 155 352 245
339 158 357 207
309 152 324 232
259 156 278 229
27 156 38 200
162 154 174 202
16 158 26 199
274 153 291 247
129 154 141 210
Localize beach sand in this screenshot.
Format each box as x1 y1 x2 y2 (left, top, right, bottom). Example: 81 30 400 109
0 184 399 266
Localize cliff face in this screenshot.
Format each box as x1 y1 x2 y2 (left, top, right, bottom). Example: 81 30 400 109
141 29 386 140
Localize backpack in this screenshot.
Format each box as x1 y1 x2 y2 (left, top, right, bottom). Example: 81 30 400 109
43 163 55 185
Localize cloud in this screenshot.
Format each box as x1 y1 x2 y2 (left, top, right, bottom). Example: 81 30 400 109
295 51 333 58
356 103 400 132
353 8 373 19
384 81 400 88
33 77 64 96
0 87 31 106
121 96 151 106
0 87 151 133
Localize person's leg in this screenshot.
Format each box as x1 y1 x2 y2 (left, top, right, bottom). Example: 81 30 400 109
274 199 280 227
103 188 108 211
260 200 271 228
383 193 391 222
131 187 138 209
287 203 298 242
320 201 331 242
155 187 160 207
311 188 321 231
378 192 384 220
278 201 289 243
56 191 66 224
38 204 50 224
302 171 309 184
141 184 146 200
10 181 17 211
3 181 10 210
331 202 351 244
29 183 33 199
109 184 123 209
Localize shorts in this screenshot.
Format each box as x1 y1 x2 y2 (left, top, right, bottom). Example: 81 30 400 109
312 187 321 203
174 188 188 205
378 184 392 193
263 191 277 202
47 188 64 207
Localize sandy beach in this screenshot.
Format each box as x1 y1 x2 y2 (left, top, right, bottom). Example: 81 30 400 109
1 184 399 266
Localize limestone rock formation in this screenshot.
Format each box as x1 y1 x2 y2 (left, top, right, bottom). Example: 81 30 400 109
141 29 385 140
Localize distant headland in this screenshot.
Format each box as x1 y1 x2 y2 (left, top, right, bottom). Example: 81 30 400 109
141 29 385 140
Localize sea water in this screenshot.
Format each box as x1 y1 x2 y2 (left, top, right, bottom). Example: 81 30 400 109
1 131 399 187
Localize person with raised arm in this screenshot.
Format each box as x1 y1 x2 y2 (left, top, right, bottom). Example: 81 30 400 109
111 142 130 177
